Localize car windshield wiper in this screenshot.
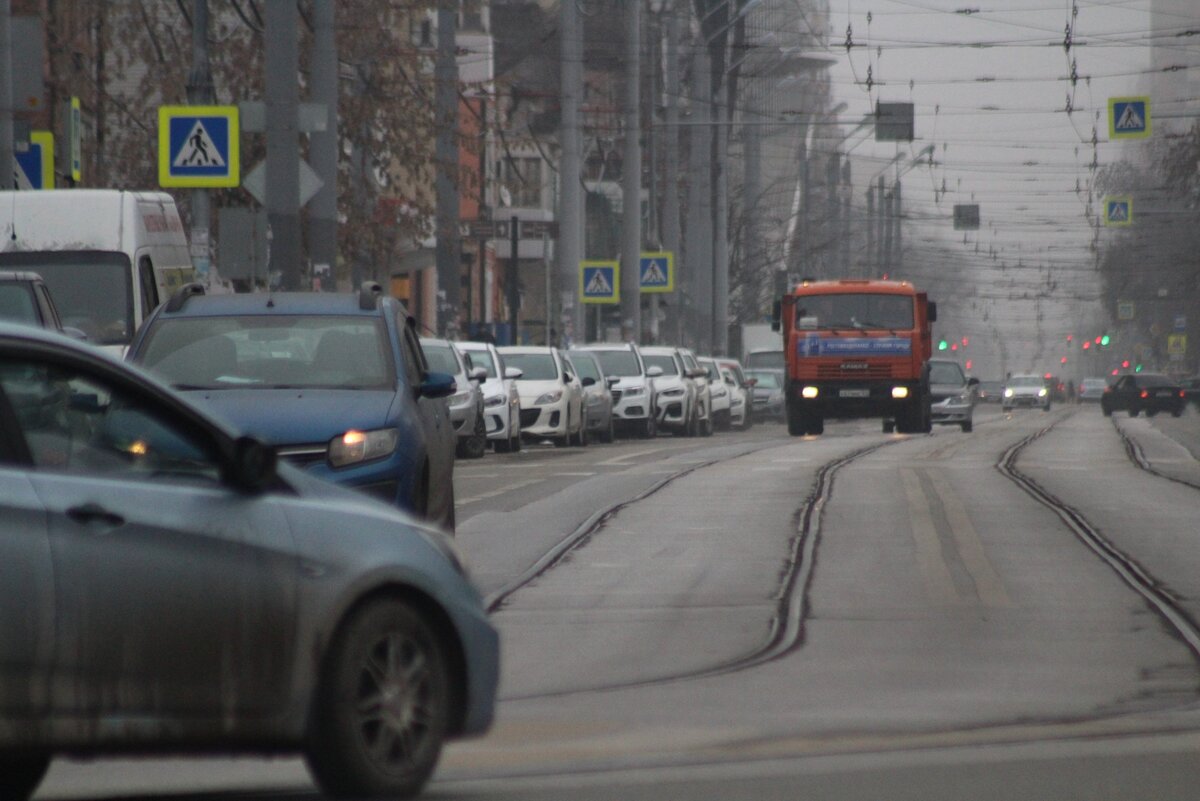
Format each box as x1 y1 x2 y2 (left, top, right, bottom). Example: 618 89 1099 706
857 321 901 335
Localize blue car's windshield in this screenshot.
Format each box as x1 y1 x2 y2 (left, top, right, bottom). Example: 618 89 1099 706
138 315 395 390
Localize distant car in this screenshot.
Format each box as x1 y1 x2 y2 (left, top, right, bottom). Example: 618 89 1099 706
717 357 753 430
747 368 785 421
1179 376 1200 409
421 338 487 459
1078 377 1108 403
0 322 497 801
698 356 733 431
641 345 698 436
577 342 662 438
499 345 587 446
567 348 617 442
1101 373 1185 418
127 283 459 530
926 359 978 432
976 380 1004 404
0 271 84 339
1003 374 1051 412
457 340 523 452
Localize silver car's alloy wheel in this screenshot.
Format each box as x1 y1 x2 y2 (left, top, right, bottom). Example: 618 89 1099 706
307 600 450 799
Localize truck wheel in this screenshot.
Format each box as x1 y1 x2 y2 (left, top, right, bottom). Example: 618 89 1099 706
807 416 824 436
882 419 895 434
786 402 806 436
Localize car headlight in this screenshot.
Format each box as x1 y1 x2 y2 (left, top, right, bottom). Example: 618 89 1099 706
660 387 685 398
1038 388 1048 397
328 427 399 468
485 394 506 407
624 384 646 397
713 388 727 398
1003 388 1014 398
535 389 564 405
449 391 472 406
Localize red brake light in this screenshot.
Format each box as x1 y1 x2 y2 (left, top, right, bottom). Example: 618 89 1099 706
1140 390 1149 399
1181 390 1186 398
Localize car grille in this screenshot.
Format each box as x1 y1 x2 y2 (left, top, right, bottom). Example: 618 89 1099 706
276 444 327 468
817 363 893 379
519 408 541 427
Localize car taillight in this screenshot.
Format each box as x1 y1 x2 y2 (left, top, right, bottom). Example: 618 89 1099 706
1140 390 1149 399
1181 390 1186 398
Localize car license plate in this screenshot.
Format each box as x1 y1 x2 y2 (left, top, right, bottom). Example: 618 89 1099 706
1157 390 1174 397
840 388 870 398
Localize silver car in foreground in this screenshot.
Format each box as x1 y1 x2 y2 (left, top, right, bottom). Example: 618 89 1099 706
0 324 498 800
926 358 978 433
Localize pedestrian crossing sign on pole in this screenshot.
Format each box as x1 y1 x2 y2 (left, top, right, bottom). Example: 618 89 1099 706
158 105 240 188
638 251 674 293
1103 196 1133 227
1108 97 1150 140
580 260 619 304
13 130 54 189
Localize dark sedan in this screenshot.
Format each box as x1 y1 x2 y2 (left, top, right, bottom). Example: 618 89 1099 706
1101 372 1186 418
127 283 458 530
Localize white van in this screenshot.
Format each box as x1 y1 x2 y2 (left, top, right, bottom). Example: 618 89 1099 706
0 190 194 353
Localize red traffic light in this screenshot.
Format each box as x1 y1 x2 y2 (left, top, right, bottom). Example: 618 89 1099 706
1066 334 1073 342
1060 356 1068 364
965 359 973 370
950 343 958 351
1082 341 1091 350
1044 372 1053 380
1111 368 1119 376
1122 360 1130 369
961 337 969 347
1095 336 1102 345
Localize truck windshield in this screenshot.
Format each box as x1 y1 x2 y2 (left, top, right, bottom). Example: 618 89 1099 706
0 251 133 345
795 293 914 331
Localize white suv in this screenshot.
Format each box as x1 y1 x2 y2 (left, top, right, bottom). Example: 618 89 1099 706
578 342 662 438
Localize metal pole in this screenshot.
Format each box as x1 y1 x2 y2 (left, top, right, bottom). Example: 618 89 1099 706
310 0 338 291
559 0 584 344
864 184 874 278
0 0 13 189
881 179 893 278
543 230 551 344
875 174 886 277
662 0 682 344
620 0 642 342
507 215 520 342
265 0 302 290
892 178 902 276
685 44 712 352
186 0 214 284
435 0 461 335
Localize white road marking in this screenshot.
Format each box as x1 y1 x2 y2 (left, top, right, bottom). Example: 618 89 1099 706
458 478 544 505
598 446 671 466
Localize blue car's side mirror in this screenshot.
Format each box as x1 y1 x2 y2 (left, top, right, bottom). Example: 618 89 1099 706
420 371 457 399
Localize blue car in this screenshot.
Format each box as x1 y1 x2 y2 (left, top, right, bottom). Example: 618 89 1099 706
0 322 496 799
127 283 458 530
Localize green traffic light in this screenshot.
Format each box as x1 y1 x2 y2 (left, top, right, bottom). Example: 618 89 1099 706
1135 364 1143 372
1100 334 1111 346
938 339 949 351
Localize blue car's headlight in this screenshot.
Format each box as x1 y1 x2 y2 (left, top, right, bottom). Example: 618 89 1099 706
328 427 399 468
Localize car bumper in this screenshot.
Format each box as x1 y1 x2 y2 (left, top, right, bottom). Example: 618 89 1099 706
611 392 652 421
280 447 411 511
519 399 570 437
1003 395 1049 408
655 392 689 428
931 398 972 423
787 380 922 420
482 400 516 440
449 401 478 438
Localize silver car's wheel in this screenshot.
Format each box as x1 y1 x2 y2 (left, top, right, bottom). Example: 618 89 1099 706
307 600 450 799
0 755 51 801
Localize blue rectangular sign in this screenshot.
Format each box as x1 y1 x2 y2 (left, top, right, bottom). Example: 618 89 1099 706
797 336 912 358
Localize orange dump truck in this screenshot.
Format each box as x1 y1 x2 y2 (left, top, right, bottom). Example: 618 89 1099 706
771 279 937 435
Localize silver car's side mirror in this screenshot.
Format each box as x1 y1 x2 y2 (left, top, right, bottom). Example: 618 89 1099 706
504 366 523 379
646 365 664 378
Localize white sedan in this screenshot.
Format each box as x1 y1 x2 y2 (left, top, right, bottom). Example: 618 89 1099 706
499 346 587 447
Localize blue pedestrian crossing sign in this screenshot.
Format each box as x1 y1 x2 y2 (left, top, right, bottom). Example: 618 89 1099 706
580 260 619 304
158 105 240 188
638 251 674 293
1103 196 1132 227
1108 97 1150 140
13 130 54 190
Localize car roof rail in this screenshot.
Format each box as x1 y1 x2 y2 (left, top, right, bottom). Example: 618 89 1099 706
166 282 206 313
359 280 384 310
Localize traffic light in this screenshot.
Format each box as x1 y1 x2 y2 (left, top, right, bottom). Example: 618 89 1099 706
1082 341 1091 350
938 339 949 351
1122 360 1130 369
1066 334 1073 343
1060 356 1068 365
950 343 959 351
1135 364 1143 373
1095 336 1102 345
1100 334 1111 347
965 359 973 370
1112 368 1119 376
961 336 969 347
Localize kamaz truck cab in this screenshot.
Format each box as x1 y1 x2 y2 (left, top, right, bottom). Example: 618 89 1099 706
773 279 937 435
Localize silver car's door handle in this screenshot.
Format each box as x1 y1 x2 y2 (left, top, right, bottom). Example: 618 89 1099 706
66 503 125 529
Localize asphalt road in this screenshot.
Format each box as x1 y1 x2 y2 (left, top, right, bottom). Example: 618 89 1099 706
36 404 1200 801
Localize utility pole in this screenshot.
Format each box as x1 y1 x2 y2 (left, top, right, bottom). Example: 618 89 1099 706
662 0 682 344
619 0 642 341
881 179 893 277
892 179 902 276
865 184 874 278
0 0 12 189
559 0 584 344
187 0 214 283
685 45 712 353
265 0 302 290
309 0 338 291
875 174 886 278
435 0 461 335
507 214 520 341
